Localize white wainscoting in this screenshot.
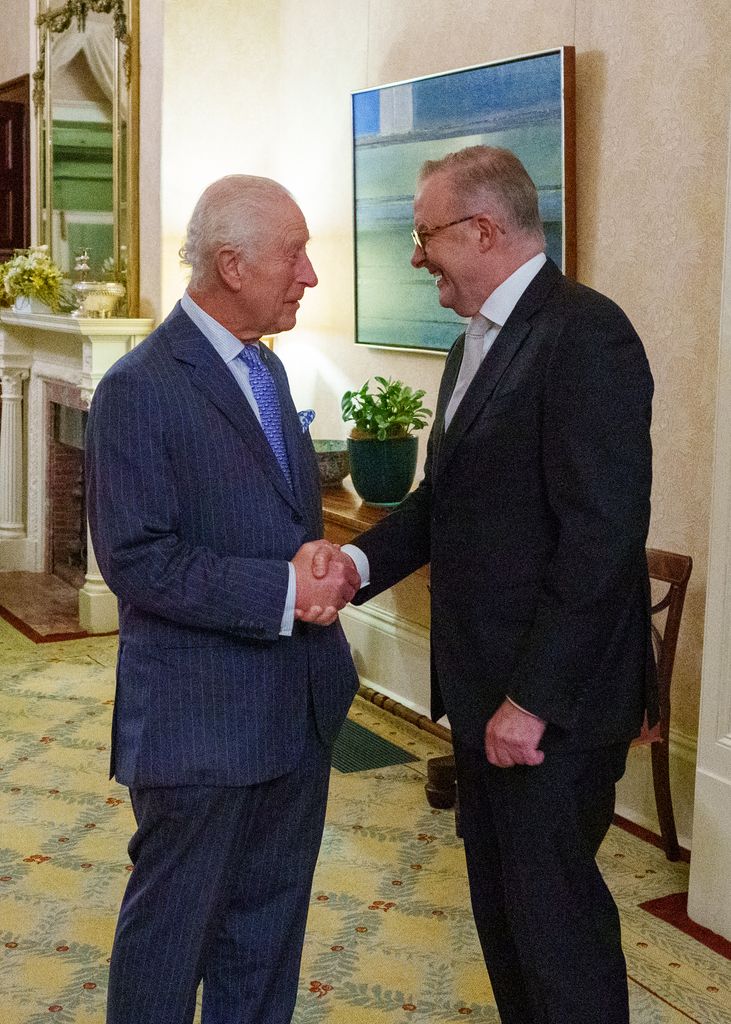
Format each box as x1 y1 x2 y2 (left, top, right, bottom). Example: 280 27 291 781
616 729 697 852
340 603 431 717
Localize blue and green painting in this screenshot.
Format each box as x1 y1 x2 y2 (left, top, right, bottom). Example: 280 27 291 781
352 50 569 352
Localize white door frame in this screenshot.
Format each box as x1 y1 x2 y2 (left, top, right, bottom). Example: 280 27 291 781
687 96 731 941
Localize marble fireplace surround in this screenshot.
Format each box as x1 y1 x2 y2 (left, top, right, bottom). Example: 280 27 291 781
0 310 154 631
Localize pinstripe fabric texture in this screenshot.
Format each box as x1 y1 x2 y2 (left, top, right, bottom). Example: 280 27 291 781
85 300 359 788
106 715 332 1024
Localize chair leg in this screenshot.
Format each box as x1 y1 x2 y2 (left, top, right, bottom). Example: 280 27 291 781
650 740 681 861
425 754 457 809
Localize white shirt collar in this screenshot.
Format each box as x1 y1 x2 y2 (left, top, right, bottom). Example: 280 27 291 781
480 252 547 328
180 290 253 365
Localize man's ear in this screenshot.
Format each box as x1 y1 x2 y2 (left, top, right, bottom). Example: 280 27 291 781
215 247 244 292
475 214 505 252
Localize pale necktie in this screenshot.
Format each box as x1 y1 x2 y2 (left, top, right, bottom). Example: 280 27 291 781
444 312 492 430
238 344 292 486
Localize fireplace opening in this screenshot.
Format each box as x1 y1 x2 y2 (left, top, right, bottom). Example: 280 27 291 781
48 403 88 589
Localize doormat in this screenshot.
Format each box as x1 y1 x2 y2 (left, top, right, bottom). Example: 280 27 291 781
332 718 420 773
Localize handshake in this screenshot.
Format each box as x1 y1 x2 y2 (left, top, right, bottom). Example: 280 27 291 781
292 540 360 626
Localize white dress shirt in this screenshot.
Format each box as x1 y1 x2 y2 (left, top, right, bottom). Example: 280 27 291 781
445 252 547 429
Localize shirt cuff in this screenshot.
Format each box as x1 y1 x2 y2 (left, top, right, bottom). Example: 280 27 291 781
280 562 296 636
341 544 370 589
506 696 543 721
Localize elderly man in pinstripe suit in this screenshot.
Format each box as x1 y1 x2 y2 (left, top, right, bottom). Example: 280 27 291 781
86 175 361 1024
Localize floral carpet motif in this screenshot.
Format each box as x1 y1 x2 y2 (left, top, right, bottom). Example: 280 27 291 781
0 617 729 1023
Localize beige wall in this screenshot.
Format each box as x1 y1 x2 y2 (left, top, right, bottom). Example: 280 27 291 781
0 0 32 86
158 0 731 742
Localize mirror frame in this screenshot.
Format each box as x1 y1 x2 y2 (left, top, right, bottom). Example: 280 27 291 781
33 0 140 316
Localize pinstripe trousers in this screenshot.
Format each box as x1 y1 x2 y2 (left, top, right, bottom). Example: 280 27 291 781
106 710 332 1024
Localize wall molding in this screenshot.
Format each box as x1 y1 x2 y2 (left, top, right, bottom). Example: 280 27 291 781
340 602 431 718
342 600 430 650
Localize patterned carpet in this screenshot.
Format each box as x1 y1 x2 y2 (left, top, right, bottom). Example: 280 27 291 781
1 617 730 1023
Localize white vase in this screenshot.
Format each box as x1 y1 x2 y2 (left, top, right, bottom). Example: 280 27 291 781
13 295 53 315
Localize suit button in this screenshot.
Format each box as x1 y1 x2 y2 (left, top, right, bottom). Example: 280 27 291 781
292 512 303 523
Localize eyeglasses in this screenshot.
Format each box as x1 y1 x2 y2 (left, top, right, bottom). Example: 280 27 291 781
411 214 476 252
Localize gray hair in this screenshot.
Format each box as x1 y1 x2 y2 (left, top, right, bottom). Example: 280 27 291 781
180 174 294 288
419 146 545 244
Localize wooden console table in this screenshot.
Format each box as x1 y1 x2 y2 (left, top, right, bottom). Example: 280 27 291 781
321 479 389 541
321 480 430 622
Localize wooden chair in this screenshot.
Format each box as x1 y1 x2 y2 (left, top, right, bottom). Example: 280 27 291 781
425 547 693 860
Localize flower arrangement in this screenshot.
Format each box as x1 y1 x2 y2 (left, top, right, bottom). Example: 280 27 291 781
0 246 64 311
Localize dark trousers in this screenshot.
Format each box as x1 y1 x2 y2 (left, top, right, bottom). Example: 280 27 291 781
106 714 332 1024
453 740 631 1024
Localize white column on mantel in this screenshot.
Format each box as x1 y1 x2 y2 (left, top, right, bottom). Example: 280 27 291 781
78 525 119 633
0 369 30 538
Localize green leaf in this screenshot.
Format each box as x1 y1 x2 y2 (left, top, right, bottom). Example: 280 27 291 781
341 375 433 436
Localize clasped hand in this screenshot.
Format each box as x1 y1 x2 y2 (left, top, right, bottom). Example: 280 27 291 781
485 699 546 768
292 540 360 626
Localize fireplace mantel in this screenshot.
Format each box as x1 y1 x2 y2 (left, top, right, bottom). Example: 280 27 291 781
0 310 154 631
0 310 155 404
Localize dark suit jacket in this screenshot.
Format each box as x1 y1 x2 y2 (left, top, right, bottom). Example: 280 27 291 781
353 259 656 752
86 303 358 787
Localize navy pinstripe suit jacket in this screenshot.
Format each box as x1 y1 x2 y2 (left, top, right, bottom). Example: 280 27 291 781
86 302 358 788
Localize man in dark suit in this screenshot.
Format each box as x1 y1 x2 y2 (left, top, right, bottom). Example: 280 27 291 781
325 146 655 1023
86 175 361 1024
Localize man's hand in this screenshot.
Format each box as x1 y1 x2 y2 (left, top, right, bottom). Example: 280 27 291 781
311 542 336 581
485 699 546 768
292 541 360 626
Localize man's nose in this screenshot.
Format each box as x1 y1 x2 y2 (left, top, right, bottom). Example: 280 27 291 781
411 244 426 269
301 253 318 288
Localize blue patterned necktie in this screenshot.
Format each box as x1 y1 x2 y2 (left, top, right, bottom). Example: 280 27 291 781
238 344 292 486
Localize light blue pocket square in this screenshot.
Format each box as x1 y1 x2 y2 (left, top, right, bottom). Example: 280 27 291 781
298 409 315 433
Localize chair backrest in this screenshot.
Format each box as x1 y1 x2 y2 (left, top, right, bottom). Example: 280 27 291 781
643 548 693 743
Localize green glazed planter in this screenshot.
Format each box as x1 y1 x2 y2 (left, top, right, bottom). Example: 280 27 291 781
347 435 418 507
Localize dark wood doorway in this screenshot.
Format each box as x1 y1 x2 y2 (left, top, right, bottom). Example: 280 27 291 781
0 74 31 261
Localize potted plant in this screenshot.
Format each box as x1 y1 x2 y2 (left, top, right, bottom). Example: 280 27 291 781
0 246 64 313
341 376 432 506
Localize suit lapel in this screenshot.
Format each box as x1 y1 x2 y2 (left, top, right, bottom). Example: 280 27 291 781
431 333 464 470
165 305 301 513
437 319 531 472
435 258 562 476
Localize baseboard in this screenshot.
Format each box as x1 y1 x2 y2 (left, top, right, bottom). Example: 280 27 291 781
688 768 731 939
0 537 38 570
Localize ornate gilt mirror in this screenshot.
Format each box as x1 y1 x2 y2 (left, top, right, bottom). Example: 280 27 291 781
34 0 139 316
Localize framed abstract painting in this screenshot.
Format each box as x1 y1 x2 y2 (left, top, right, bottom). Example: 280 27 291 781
352 47 575 353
